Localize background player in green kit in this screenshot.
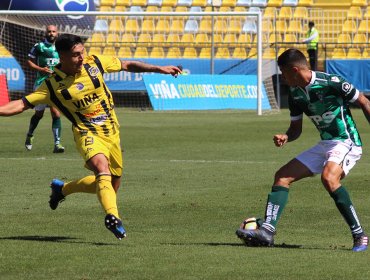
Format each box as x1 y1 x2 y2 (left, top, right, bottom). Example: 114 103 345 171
236 48 370 252
25 25 64 153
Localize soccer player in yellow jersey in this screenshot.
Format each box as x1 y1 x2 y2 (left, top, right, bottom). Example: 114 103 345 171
0 34 181 239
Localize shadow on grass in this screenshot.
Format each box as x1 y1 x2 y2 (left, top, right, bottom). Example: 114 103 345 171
163 242 351 251
0 235 116 246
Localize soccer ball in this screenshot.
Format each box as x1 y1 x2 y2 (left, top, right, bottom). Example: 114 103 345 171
240 217 260 230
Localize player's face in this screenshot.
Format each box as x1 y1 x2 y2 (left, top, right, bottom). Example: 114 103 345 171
279 66 300 87
45 26 58 43
60 43 85 75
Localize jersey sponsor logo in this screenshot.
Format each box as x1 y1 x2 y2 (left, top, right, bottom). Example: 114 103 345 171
90 114 108 125
342 82 352 93
73 93 99 109
309 111 336 125
55 0 89 19
88 66 100 77
46 58 60 66
76 82 84 90
331 76 340 83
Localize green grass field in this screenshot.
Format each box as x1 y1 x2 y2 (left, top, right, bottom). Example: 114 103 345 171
0 109 369 280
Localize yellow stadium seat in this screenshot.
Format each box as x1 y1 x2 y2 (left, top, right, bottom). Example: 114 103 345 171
363 7 370 19
137 33 152 47
103 47 117 56
180 33 195 46
116 0 131 6
100 0 116 7
336 33 351 48
89 33 106 47
134 47 149 58
213 34 223 47
214 20 228 33
131 0 147 5
199 48 211 58
353 33 367 48
199 20 212 33
283 33 298 48
223 33 238 47
331 48 347 59
99 6 112 12
263 7 277 20
152 33 166 46
342 19 357 33
161 0 177 6
253 33 268 47
88 46 103 56
175 6 188 12
298 0 313 6
146 5 159 12
166 47 182 58
347 6 362 20
150 47 165 58
238 33 253 48
234 6 247 12
183 47 198 58
357 20 369 32
222 0 237 7
121 33 136 47
268 33 282 44
160 6 173 12
125 19 139 33
263 48 277 59
117 47 132 58
115 6 126 11
278 6 293 20
195 33 210 47
352 0 367 6
165 33 181 47
228 19 242 33
362 48 369 58
268 0 283 6
109 19 124 33
248 47 257 58
293 7 308 19
215 47 231 58
106 33 121 47
192 0 207 6
287 20 303 34
232 47 248 58
141 20 156 33
347 48 362 59
262 20 273 33
275 20 288 34
156 19 171 33
171 20 185 34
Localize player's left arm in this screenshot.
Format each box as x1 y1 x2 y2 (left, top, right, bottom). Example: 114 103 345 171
355 93 370 124
121 60 182 76
0 99 30 116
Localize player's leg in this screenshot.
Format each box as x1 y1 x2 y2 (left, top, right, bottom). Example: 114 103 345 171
322 142 367 252
237 158 313 246
25 105 45 150
50 106 65 153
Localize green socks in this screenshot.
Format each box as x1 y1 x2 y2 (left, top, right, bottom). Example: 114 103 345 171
262 186 289 233
330 186 363 236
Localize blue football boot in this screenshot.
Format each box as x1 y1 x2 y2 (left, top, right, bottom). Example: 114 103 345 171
236 227 274 247
105 214 127 240
352 234 368 252
49 179 65 210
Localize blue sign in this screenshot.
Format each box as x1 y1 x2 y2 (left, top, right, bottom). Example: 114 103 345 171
143 74 271 110
0 57 25 91
104 58 257 91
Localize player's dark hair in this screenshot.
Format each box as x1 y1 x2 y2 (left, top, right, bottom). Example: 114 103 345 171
55 34 83 53
278 48 308 68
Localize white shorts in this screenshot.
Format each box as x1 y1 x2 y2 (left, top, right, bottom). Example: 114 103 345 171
296 139 362 176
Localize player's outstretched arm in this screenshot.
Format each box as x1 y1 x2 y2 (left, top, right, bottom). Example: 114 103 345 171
356 93 370 124
0 99 29 116
121 61 182 76
273 119 302 147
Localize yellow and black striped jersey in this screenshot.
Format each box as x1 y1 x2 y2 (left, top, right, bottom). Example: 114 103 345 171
23 55 122 136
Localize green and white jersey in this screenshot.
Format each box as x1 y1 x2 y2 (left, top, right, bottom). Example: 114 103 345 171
28 40 60 88
288 71 362 146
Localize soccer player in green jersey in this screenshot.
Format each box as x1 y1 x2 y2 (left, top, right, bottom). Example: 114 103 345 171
0 34 181 239
26 25 65 153
237 49 370 252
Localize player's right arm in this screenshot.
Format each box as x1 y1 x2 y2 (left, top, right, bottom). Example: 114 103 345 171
27 43 52 74
0 99 30 116
273 119 303 147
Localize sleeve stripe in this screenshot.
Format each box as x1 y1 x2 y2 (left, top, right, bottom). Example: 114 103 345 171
291 114 303 121
349 89 359 103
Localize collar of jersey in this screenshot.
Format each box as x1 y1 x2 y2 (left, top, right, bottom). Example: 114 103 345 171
306 70 316 90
